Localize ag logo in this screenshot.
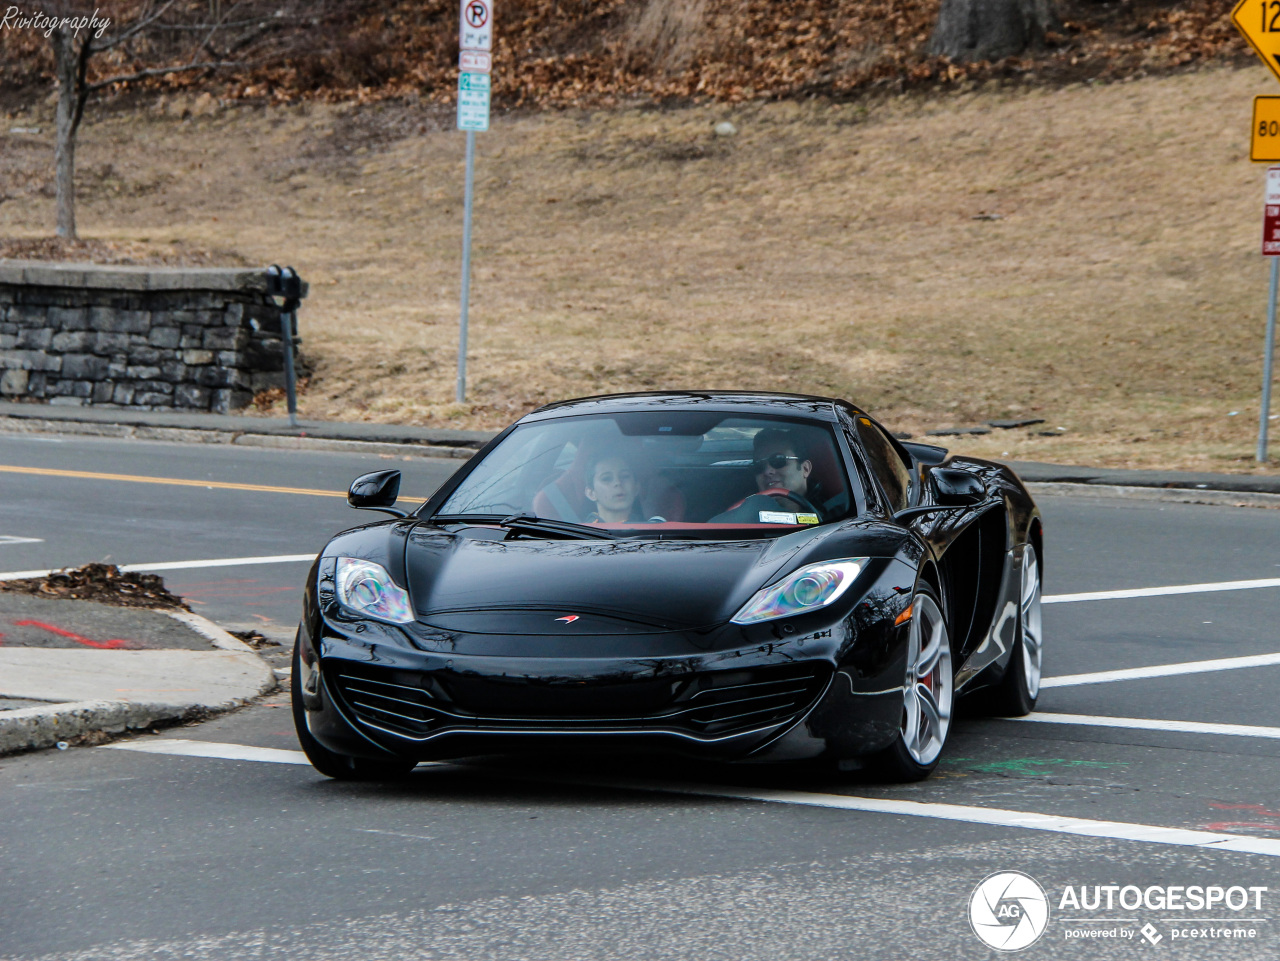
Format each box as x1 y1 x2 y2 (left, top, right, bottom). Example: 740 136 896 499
968 871 1050 951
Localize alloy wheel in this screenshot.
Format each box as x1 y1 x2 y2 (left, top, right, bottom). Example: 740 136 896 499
1020 544 1043 699
900 592 953 766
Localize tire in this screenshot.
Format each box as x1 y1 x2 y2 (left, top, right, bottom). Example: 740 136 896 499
973 542 1043 717
869 582 954 782
290 634 418 781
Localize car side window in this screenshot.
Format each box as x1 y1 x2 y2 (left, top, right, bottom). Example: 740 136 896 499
855 417 911 514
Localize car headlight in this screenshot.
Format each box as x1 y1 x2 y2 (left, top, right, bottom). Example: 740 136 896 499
731 559 867 625
335 557 415 624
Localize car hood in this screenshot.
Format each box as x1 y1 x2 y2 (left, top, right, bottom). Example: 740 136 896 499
403 523 850 634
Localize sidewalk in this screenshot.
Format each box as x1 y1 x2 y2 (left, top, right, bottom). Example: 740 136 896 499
0 592 276 755
2 399 1280 495
0 400 494 460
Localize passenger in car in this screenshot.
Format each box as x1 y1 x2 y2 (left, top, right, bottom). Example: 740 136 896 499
583 452 645 523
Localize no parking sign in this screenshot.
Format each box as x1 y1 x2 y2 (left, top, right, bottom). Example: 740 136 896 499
460 0 492 52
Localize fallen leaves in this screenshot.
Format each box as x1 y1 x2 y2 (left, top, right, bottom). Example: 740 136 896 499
0 563 190 611
0 0 1257 109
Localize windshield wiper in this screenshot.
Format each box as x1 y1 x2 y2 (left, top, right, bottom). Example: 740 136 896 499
429 513 618 540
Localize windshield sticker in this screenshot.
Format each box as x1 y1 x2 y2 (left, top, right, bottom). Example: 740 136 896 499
795 513 820 525
759 510 798 524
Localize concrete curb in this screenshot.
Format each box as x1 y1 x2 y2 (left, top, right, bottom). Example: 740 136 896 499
1024 482 1280 509
0 699 195 755
162 608 266 653
0 609 278 756
0 415 478 460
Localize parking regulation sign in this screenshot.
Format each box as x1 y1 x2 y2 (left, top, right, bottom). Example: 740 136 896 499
460 49 491 72
1264 166 1280 255
457 70 490 131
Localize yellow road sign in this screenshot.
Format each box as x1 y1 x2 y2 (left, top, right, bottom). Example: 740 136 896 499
1234 0 1280 85
1255 97 1280 161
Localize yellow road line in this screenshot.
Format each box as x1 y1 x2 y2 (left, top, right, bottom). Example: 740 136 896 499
0 464 347 498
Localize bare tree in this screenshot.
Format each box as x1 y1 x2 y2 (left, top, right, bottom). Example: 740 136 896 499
928 0 1058 63
45 0 306 239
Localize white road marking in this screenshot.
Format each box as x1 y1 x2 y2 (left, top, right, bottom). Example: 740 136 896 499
0 553 314 581
527 776 1280 859
1042 652 1280 688
119 554 316 573
101 737 448 768
102 738 311 765
103 738 1280 858
1009 712 1280 740
1045 577 1280 604
0 535 42 545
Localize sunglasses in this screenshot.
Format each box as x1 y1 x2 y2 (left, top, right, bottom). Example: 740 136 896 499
752 454 800 473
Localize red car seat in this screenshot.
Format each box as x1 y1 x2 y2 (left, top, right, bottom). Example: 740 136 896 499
805 439 847 511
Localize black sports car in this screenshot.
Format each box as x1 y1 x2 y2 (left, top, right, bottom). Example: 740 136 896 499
292 391 1043 782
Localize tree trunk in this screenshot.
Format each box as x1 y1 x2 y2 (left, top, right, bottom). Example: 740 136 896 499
928 0 1058 62
52 27 80 240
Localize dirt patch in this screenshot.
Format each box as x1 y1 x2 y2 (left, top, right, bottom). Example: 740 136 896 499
297 100 456 176
0 564 190 611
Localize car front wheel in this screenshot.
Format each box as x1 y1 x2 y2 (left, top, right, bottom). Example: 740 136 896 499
871 582 954 782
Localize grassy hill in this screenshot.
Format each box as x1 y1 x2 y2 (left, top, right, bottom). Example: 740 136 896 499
5 61 1280 473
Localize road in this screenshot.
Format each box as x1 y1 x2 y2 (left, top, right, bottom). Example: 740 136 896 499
0 432 460 640
3 431 1280 959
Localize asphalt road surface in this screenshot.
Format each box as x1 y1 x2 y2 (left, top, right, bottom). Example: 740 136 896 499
3 431 1280 960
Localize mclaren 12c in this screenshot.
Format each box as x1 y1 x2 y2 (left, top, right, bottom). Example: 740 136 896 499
292 391 1043 782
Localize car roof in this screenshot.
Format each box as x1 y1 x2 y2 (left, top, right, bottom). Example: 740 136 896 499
520 390 855 424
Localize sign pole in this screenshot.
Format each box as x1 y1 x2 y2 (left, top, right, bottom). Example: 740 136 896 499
454 0 492 404
1260 257 1278 462
456 129 476 404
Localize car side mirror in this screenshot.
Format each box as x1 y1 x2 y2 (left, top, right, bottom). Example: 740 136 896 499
933 468 986 506
348 470 407 517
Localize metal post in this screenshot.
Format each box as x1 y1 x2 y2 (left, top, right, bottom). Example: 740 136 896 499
1260 259 1280 462
456 129 476 404
280 309 299 429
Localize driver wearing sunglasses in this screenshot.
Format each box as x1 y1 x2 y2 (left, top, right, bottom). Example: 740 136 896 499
751 429 812 500
710 428 824 523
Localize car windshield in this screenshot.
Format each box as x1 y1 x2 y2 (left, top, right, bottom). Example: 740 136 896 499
435 410 855 537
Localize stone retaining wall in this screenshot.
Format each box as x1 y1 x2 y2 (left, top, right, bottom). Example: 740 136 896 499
0 262 307 413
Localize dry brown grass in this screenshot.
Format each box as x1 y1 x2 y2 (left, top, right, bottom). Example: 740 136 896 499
4 64 1280 473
